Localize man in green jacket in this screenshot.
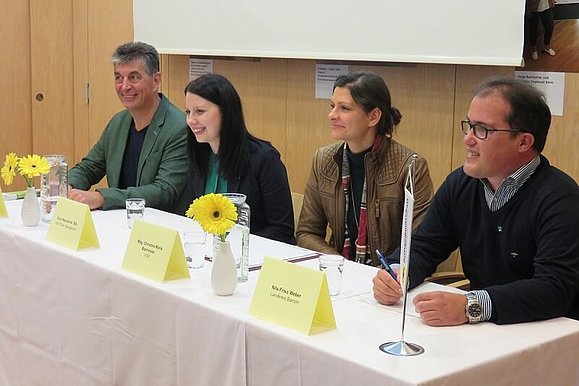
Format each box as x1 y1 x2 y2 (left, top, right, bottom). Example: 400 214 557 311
68 42 188 212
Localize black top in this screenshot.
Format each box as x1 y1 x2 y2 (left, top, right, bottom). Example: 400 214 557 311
176 137 296 244
389 156 579 324
119 122 149 189
346 145 371 258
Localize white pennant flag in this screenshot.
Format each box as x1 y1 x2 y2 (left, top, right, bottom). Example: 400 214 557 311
399 157 416 295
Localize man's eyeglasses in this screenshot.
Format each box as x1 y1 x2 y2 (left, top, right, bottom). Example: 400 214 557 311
461 120 523 140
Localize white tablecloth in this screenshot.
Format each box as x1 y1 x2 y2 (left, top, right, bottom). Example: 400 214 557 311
0 203 252 385
1 200 579 386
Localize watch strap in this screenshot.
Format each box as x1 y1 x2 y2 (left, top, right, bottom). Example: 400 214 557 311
465 292 483 324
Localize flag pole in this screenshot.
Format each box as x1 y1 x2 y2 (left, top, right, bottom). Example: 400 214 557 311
379 155 424 356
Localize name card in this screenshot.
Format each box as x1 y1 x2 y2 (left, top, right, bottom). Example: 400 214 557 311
46 198 100 250
122 220 190 282
0 188 7 217
249 257 336 335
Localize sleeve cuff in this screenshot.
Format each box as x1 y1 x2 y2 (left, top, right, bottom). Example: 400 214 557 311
469 290 492 322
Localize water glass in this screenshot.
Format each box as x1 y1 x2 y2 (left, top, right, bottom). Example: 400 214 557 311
181 231 206 269
319 254 344 296
41 196 60 222
125 198 146 229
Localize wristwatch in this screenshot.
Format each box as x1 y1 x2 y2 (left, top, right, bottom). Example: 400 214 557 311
465 292 482 324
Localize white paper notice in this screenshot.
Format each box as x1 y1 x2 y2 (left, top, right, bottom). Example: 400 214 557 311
189 58 213 81
315 64 349 99
515 71 565 116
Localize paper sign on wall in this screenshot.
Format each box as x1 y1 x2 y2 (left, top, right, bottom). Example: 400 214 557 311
0 188 7 217
315 64 349 99
249 257 336 335
121 220 190 282
46 198 100 250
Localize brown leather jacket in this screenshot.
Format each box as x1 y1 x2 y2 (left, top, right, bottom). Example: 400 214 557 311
296 138 433 266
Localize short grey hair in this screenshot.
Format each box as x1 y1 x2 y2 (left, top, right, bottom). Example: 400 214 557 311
111 41 159 76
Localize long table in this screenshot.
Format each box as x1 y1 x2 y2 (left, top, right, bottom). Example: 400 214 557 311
1 200 579 385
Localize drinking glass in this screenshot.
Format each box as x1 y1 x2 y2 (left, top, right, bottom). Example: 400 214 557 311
125 198 146 229
319 254 344 296
181 231 206 269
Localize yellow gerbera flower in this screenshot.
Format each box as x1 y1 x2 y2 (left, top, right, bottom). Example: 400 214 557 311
1 152 18 185
18 154 51 180
186 193 238 241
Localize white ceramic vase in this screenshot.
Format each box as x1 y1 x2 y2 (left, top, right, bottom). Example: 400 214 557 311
211 240 237 296
21 187 41 227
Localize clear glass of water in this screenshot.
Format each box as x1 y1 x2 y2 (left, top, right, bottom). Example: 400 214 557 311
319 254 345 296
41 196 60 222
125 198 146 229
181 231 206 269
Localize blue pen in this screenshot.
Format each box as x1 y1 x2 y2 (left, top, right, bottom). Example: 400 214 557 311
375 249 397 280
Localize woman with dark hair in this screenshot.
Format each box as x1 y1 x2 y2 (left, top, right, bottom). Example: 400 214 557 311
296 72 433 266
176 73 295 244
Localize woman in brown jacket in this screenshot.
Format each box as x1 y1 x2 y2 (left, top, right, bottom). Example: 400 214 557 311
296 72 433 266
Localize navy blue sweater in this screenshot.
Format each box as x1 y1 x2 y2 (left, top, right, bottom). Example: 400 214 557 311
395 156 579 324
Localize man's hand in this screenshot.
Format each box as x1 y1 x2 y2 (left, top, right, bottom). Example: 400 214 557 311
68 189 105 210
372 269 403 305
413 291 469 326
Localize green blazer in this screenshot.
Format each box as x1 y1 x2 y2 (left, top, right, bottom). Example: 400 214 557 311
69 94 188 211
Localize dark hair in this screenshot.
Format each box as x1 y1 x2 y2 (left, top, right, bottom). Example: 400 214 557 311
333 72 402 137
474 76 550 152
111 42 160 76
184 73 258 180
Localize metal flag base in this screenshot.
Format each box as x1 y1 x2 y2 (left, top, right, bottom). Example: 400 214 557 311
379 340 425 356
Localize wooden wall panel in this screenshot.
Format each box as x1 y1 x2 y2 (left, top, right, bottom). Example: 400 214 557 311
84 0 133 164
0 1 32 191
160 54 189 103
213 58 288 157
30 0 75 163
543 73 579 181
73 0 89 166
285 60 339 193
73 0 133 190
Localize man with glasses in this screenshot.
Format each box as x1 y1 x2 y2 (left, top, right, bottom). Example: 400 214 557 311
372 76 579 325
68 42 188 212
